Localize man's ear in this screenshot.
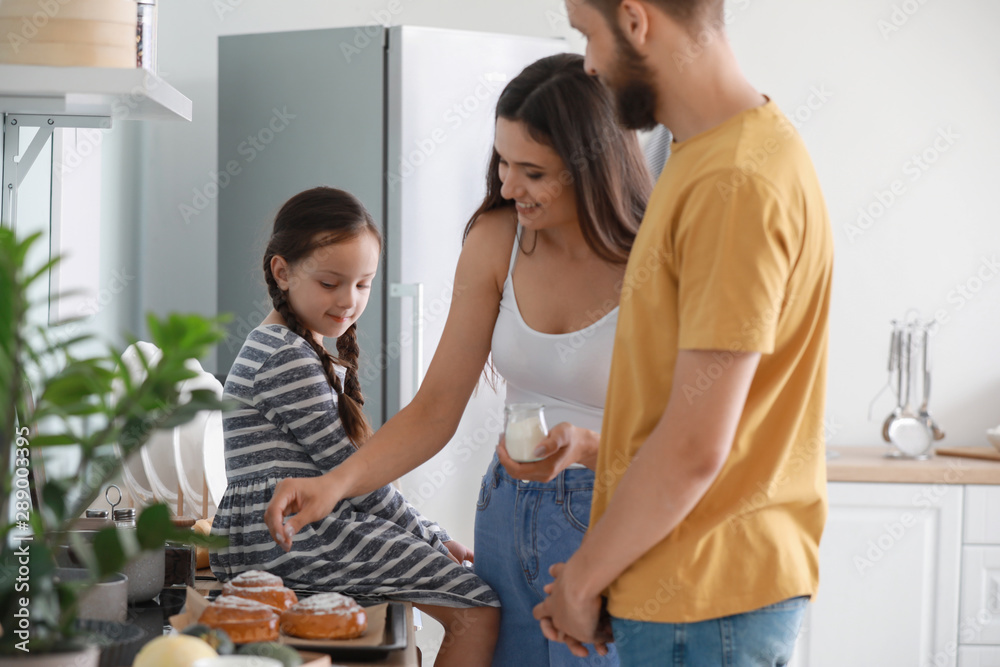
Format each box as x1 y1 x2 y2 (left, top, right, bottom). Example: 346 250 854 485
271 255 291 290
618 0 652 47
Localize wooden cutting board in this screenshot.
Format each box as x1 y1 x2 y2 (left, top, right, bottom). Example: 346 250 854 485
935 446 1000 462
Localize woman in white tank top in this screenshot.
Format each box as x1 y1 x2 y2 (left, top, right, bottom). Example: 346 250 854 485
265 54 652 666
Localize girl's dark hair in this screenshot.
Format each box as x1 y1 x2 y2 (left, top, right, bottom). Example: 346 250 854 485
263 186 381 447
463 52 651 263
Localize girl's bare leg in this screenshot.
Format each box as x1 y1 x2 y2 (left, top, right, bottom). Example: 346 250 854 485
414 603 500 667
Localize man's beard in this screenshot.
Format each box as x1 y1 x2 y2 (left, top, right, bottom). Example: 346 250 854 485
608 33 660 131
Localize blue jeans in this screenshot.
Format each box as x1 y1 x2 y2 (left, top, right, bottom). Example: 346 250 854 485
474 454 619 667
610 596 808 667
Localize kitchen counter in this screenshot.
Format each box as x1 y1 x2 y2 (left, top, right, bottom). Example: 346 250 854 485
826 445 1000 485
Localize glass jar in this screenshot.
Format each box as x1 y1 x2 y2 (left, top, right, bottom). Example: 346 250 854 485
504 403 549 463
136 0 157 72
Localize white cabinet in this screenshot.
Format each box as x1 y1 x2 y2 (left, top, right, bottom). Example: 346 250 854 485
790 482 963 667
959 646 1000 666
965 486 1000 545
959 546 1000 646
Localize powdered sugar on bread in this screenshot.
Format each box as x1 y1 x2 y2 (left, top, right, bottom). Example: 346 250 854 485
289 592 362 616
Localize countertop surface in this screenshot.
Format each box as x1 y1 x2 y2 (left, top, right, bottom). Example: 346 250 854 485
827 445 1000 485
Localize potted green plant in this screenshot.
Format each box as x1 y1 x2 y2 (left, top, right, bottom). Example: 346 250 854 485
0 228 229 663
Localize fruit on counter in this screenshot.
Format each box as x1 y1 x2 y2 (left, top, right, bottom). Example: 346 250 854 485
133 635 218 667
182 623 235 655
194 518 214 569
237 642 303 667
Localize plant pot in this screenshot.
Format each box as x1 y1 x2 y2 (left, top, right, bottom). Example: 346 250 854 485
2 644 100 666
53 569 128 624
74 619 147 667
55 530 165 602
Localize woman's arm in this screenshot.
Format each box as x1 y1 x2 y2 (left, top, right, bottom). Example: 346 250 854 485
265 211 516 546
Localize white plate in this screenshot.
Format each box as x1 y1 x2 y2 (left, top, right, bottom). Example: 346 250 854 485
114 343 163 506
204 409 228 509
140 427 180 511
173 371 225 518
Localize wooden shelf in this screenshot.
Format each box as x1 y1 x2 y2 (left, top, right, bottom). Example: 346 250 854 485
0 64 191 121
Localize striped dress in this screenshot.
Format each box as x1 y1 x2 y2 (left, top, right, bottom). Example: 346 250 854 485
209 324 499 608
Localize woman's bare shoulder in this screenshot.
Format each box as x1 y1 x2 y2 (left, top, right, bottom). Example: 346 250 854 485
462 207 518 288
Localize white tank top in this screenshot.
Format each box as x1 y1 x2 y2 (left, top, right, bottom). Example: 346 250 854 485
491 227 619 441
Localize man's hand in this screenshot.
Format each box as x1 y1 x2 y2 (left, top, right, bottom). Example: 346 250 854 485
497 423 599 482
533 562 611 658
264 474 345 551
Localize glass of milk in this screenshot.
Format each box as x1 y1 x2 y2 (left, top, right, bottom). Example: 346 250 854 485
504 403 549 462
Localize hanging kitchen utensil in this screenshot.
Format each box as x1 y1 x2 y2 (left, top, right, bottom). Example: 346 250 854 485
916 327 945 441
886 321 935 459
881 324 903 443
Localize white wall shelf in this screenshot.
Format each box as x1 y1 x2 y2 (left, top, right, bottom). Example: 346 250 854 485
0 64 191 121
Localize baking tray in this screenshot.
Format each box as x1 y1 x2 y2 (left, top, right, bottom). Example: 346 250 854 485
293 601 407 661
198 589 408 661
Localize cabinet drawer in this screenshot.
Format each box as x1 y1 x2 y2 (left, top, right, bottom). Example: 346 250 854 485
959 645 1000 666
965 487 1000 545
960 546 1000 645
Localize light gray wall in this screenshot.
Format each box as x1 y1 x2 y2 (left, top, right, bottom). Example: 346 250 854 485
114 0 999 453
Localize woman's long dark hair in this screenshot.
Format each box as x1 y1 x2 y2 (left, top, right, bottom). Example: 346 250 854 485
463 53 652 263
263 186 381 447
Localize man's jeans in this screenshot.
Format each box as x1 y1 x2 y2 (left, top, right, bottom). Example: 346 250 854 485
610 596 808 666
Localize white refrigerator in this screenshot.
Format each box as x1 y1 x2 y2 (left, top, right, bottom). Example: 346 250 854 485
217 26 564 544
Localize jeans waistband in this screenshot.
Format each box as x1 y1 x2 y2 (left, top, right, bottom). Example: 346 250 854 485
488 453 595 501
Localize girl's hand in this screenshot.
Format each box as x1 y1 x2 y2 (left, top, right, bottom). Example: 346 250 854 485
496 422 600 483
265 474 346 551
443 539 474 565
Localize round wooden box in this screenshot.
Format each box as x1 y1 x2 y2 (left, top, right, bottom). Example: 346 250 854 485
0 0 137 67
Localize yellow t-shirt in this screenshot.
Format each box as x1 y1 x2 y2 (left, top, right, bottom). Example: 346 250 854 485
592 100 833 623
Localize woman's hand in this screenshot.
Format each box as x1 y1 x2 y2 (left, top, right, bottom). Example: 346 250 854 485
496 422 600 482
443 539 474 565
264 474 347 551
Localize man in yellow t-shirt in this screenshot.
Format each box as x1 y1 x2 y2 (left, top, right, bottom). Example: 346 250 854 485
534 0 833 664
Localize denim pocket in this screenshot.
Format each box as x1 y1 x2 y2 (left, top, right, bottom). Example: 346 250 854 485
562 489 593 533
476 467 495 511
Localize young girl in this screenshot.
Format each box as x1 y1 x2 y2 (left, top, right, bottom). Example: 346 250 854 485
264 55 652 666
210 187 499 665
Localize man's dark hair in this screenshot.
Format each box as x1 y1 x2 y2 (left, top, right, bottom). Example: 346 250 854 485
585 0 725 28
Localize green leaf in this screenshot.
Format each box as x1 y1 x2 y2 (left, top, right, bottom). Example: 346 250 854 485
92 528 127 579
29 433 78 447
135 504 173 551
42 479 70 523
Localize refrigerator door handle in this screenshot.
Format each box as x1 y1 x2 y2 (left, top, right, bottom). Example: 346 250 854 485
388 281 424 400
